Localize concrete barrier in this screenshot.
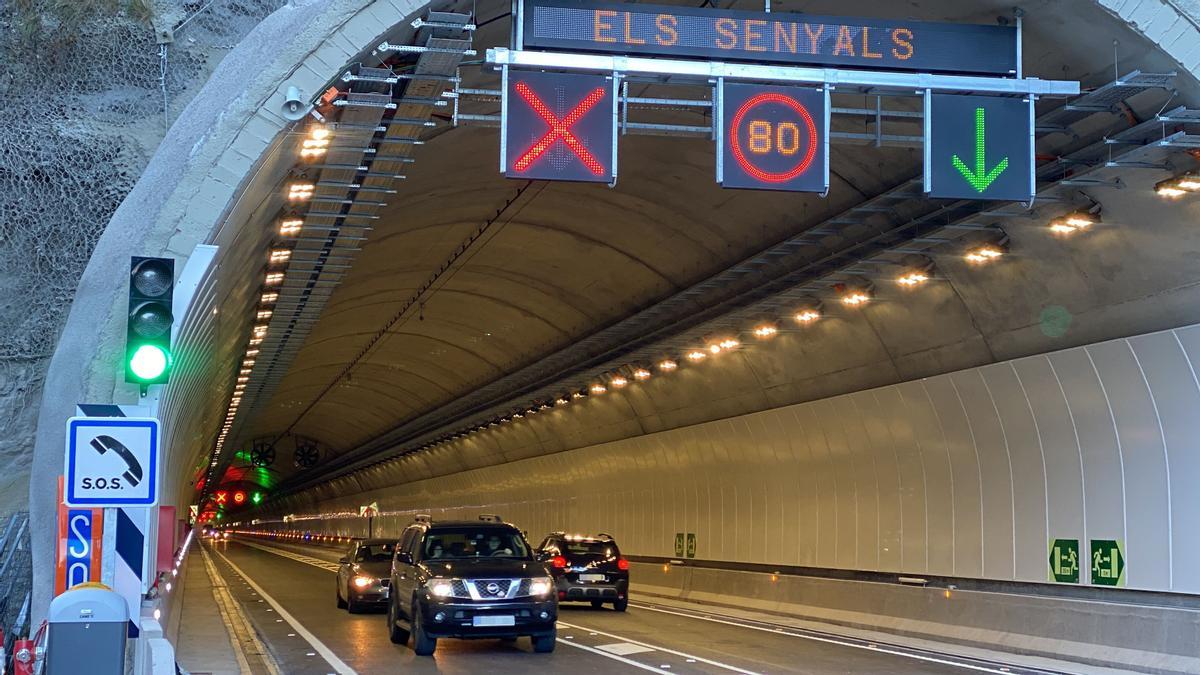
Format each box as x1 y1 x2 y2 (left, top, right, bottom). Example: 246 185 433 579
628 562 1200 674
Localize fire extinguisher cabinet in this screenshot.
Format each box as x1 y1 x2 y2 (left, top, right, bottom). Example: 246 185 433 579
46 584 128 675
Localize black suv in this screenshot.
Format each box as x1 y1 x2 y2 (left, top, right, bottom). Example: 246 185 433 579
387 515 557 655
536 532 629 611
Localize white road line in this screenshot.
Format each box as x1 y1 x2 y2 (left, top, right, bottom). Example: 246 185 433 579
556 637 666 672
630 602 1030 675
238 540 341 571
209 545 358 675
557 620 760 674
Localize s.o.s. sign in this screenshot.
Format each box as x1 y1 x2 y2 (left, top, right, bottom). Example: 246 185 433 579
64 417 160 507
720 83 828 193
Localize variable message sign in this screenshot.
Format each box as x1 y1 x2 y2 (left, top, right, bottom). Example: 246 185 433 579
928 94 1033 202
522 0 1017 75
720 83 827 192
503 70 615 183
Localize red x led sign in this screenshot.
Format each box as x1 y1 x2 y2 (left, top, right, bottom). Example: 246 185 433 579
504 70 616 183
720 83 828 193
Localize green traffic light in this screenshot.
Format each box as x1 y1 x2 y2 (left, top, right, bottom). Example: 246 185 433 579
129 344 170 381
252 492 263 505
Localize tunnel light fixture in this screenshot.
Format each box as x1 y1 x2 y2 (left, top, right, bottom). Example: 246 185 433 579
287 182 315 200
572 391 586 399
245 348 260 357
243 358 256 368
256 309 273 320
718 338 740 350
556 397 570 406
897 271 929 287
610 375 628 388
708 344 722 355
512 412 524 419
753 324 778 339
236 375 249 383
278 219 303 236
300 127 331 158
794 308 821 324
842 291 871 306
1155 173 1200 198
268 249 292 265
965 244 1005 264
590 383 607 395
265 272 284 286
260 292 279 304
633 368 652 380
252 323 268 337
658 359 678 371
1049 210 1098 235
686 350 707 362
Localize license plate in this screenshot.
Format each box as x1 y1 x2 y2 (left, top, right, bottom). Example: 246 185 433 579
473 615 515 627
578 574 606 582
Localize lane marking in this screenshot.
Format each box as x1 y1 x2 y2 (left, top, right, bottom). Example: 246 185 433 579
557 620 760 674
556 638 666 672
238 539 341 571
629 602 1047 675
597 642 656 655
210 544 359 675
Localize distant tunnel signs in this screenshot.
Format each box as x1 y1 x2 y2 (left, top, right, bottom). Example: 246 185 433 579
720 84 827 192
928 94 1034 202
1049 538 1080 584
1090 539 1126 587
522 0 1018 76
503 70 615 183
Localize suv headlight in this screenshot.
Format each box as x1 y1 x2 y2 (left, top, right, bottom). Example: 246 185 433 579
352 575 374 588
529 576 553 597
426 579 455 598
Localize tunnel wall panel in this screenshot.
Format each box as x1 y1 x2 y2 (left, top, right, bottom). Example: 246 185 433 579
272 324 1200 594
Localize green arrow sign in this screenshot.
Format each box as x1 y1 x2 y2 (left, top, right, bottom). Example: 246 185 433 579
1090 539 1126 587
951 107 1010 192
1049 538 1080 583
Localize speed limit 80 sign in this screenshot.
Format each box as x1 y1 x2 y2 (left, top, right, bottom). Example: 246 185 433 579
719 83 829 193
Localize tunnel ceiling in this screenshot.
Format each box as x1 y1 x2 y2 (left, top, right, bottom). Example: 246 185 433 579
198 0 1200 500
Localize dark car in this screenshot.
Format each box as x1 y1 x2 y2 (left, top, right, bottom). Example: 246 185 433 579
536 532 629 611
336 539 395 613
387 515 557 655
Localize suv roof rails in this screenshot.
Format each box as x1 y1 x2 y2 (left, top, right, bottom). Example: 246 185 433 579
478 514 503 523
413 514 432 524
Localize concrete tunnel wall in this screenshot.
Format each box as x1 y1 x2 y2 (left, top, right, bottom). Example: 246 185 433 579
25 0 1200 625
265 322 1200 595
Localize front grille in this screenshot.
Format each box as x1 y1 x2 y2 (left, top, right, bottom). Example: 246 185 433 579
516 578 532 596
472 579 512 598
451 579 470 597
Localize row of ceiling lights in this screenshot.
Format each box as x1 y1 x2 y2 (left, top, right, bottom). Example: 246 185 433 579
210 123 334 479
400 235 1022 454
398 175 1200 456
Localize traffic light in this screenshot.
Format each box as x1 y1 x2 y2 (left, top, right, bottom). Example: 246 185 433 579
232 490 246 506
125 256 175 385
251 492 263 505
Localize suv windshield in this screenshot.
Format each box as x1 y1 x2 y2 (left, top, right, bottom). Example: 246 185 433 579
562 541 618 557
423 528 531 560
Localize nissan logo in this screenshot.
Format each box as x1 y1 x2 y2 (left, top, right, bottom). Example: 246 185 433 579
486 582 500 595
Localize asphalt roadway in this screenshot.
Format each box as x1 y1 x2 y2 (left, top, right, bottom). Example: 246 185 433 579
199 536 1041 674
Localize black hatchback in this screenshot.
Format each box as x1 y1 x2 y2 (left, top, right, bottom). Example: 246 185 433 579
536 533 629 611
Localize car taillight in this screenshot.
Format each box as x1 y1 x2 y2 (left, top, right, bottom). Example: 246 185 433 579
617 558 629 571
551 555 567 569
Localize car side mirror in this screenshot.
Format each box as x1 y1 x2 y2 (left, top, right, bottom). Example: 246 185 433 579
338 556 349 564
395 552 412 564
